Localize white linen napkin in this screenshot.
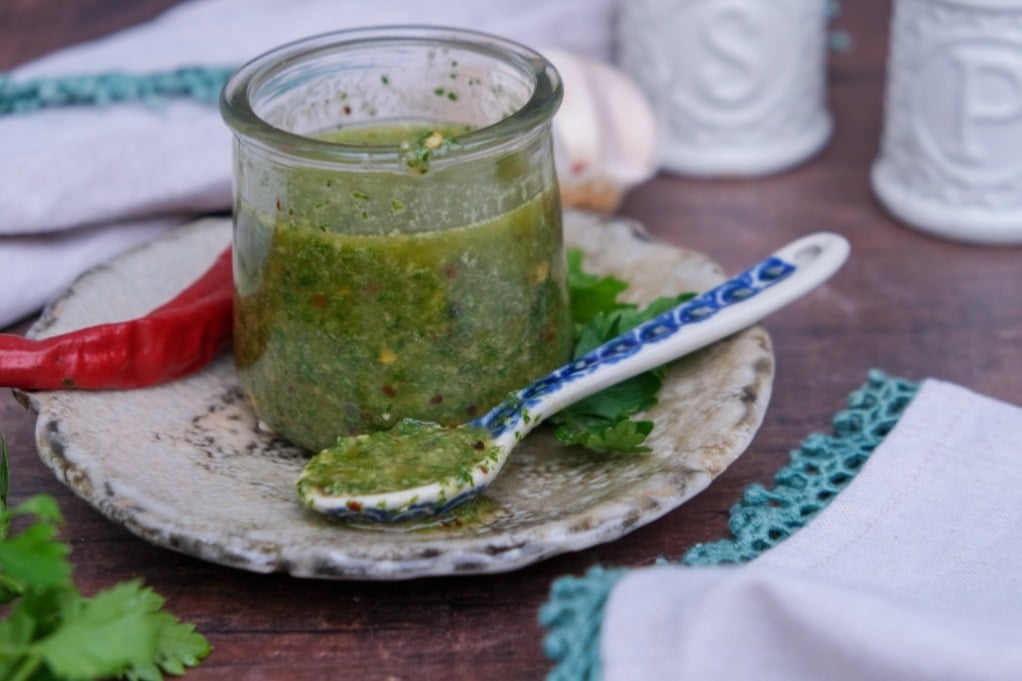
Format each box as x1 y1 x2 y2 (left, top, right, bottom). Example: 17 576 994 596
0 0 616 326
0 217 185 324
600 378 1022 681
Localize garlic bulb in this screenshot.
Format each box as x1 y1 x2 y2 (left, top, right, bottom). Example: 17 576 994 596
543 49 659 214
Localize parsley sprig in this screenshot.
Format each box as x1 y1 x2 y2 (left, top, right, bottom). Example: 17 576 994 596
0 434 211 681
550 250 695 453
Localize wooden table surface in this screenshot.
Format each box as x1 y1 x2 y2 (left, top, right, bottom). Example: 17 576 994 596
3 1 1021 679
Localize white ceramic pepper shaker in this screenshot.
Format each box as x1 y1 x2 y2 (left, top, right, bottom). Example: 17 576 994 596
617 0 833 178
871 0 1022 245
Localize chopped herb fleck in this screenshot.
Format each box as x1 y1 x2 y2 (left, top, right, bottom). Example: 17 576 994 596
297 419 497 497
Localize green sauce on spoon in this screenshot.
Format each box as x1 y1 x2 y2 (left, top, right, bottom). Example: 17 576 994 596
298 419 500 503
296 232 850 524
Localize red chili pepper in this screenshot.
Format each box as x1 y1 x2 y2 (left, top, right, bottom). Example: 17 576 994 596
0 246 233 391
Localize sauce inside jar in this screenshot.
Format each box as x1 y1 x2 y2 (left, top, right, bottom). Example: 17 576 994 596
233 122 572 451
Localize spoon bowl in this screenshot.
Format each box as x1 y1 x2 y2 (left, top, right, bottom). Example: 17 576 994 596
298 232 850 522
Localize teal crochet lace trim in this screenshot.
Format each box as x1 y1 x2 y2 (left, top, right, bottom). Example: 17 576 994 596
0 66 235 116
538 370 920 681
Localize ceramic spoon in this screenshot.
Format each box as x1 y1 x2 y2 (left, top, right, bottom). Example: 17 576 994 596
298 231 850 522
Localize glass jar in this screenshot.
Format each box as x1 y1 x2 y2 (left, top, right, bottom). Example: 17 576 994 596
220 27 572 452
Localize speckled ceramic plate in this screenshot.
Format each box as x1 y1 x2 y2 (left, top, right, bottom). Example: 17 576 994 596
21 211 774 580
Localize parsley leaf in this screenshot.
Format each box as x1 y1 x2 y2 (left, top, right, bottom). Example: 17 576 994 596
139 612 212 679
0 514 72 596
0 433 211 680
554 417 654 453
565 249 629 324
36 581 163 680
551 250 695 453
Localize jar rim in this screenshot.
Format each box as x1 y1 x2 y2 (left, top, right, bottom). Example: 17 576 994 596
219 25 562 168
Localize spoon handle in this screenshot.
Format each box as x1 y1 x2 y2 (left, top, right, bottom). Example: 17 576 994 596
479 231 850 438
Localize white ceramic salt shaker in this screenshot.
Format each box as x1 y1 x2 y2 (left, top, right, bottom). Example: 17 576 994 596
617 0 833 178
871 0 1022 245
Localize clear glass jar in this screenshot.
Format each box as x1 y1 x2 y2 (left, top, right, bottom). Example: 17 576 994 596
220 27 572 452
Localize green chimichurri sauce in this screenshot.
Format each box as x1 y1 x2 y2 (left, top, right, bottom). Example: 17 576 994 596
297 419 498 498
234 121 572 452
342 495 506 533
424 495 503 531
317 122 474 173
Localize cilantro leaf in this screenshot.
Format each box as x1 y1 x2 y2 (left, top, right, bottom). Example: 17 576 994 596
0 494 71 605
0 435 211 681
6 586 78 645
8 494 64 525
35 580 161 680
0 519 72 596
617 294 694 329
552 249 695 453
34 580 211 681
565 249 630 324
134 612 213 680
554 416 654 453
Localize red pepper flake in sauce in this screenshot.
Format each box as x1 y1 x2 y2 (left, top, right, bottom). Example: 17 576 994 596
474 441 485 450
311 293 328 309
381 384 397 397
430 394 444 404
346 500 362 512
444 263 458 279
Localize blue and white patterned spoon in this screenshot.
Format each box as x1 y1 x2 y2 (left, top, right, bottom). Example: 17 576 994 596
298 232 850 522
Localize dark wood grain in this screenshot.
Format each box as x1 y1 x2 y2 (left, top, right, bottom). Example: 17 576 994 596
3 1 1022 679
